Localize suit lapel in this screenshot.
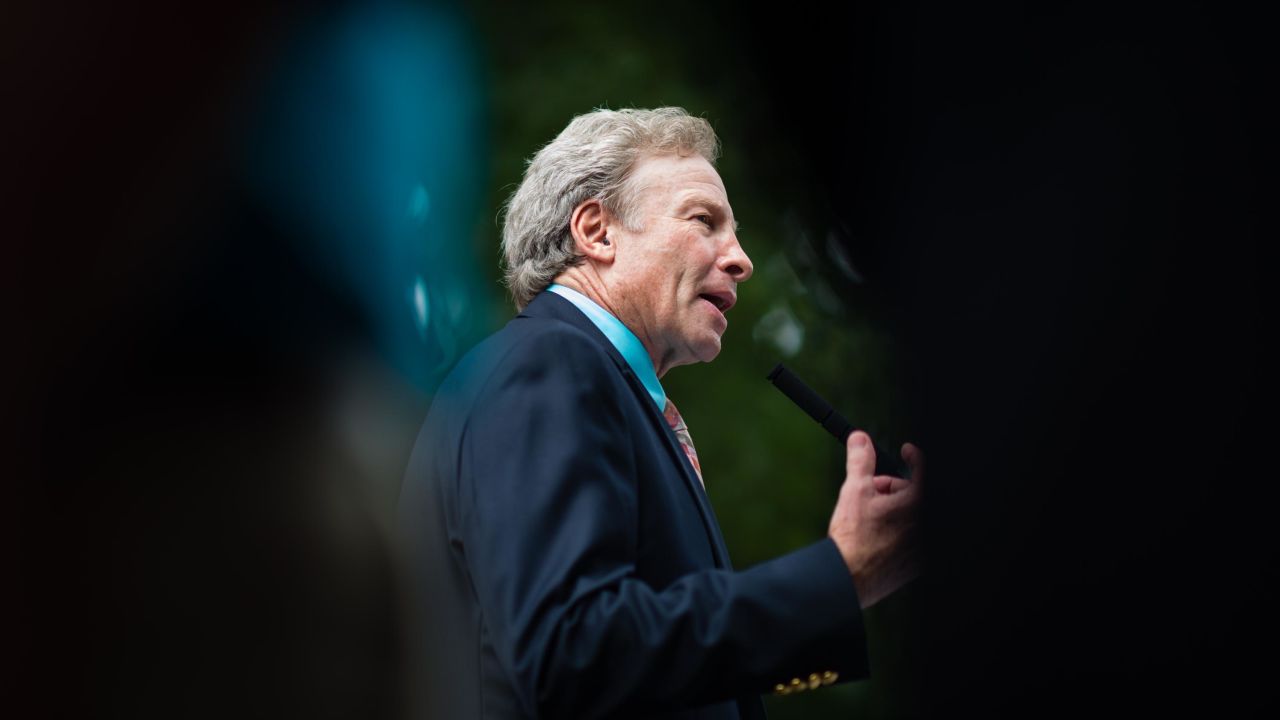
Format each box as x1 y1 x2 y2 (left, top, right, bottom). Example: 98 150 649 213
518 291 734 569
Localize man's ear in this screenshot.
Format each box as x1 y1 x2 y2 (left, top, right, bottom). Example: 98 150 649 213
569 198 616 264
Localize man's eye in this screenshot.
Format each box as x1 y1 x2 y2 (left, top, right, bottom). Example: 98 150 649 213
695 215 714 227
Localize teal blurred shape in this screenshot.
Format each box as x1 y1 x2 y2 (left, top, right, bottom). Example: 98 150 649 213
240 1 487 392
408 184 431 225
411 275 430 339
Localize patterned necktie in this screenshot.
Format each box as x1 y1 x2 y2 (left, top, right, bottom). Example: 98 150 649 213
663 397 704 488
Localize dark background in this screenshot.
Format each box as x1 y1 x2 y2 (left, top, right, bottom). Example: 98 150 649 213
11 1 1265 717
746 2 1267 716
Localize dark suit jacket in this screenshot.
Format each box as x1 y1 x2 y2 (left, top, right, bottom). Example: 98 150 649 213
398 290 870 719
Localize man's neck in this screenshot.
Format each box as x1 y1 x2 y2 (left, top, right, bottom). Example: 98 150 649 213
551 271 618 320
550 271 673 378
545 282 669 411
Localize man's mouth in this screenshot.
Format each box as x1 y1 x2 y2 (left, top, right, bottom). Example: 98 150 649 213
698 291 735 313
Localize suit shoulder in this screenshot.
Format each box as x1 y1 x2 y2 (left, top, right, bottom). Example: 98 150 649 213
502 315 615 361
435 316 621 409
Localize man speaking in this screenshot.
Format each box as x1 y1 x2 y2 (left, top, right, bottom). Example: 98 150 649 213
399 107 922 719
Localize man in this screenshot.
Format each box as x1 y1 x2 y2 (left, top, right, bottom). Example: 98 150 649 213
398 107 921 719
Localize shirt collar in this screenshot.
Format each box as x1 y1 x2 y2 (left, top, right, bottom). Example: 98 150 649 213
546 283 667 411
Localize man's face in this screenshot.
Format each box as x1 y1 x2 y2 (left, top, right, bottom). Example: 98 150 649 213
607 152 753 376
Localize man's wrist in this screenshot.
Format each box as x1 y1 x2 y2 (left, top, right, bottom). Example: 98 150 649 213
829 534 884 609
828 533 857 577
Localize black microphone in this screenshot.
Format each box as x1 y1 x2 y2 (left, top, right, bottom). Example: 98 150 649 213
766 363 909 479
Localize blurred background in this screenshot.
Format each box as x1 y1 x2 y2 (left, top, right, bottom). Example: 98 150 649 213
10 1 1263 718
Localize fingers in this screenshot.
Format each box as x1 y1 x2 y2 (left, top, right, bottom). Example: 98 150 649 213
870 442 925 494
902 442 925 483
874 474 911 494
878 470 923 511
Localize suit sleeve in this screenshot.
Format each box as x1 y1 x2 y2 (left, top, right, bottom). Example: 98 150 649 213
453 326 870 719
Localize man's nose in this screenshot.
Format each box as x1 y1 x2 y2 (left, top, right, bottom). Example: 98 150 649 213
719 232 754 283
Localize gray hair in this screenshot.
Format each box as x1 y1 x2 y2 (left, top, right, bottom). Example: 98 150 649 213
499 107 721 311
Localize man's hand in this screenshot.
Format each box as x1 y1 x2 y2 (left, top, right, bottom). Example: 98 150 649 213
828 431 923 609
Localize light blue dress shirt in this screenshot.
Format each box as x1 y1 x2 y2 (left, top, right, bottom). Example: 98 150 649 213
546 283 667 411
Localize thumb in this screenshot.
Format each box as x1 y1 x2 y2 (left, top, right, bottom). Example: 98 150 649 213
845 431 876 484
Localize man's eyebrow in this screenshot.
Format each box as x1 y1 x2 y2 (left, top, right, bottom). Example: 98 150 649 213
676 196 741 232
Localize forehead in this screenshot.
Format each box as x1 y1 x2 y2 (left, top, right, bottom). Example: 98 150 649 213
626 153 729 210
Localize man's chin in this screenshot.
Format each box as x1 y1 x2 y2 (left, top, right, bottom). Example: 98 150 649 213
693 337 723 364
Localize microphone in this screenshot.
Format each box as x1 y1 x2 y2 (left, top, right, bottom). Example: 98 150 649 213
766 363 909 479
